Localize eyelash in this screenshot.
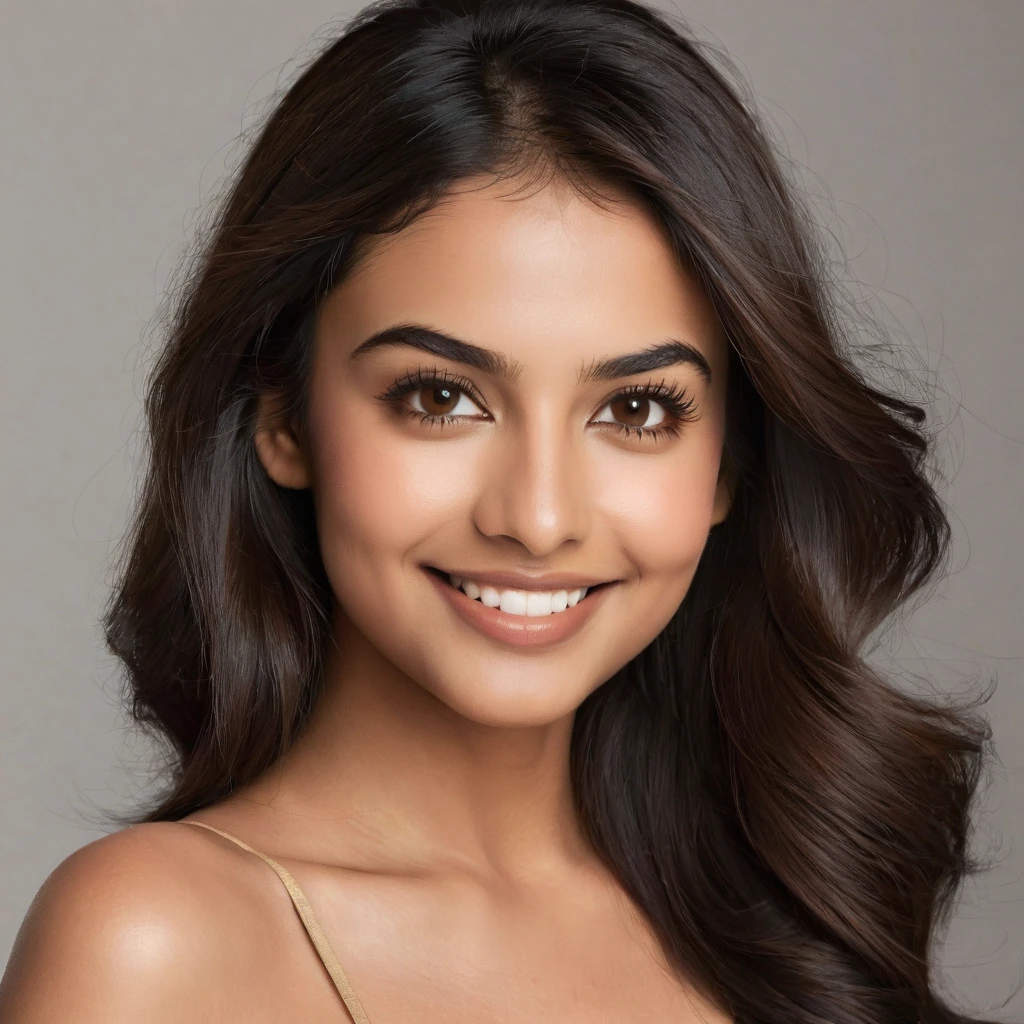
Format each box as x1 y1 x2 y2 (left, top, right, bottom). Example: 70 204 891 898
375 366 699 443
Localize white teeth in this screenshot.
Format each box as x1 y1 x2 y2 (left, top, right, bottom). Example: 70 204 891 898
499 590 528 616
445 572 593 617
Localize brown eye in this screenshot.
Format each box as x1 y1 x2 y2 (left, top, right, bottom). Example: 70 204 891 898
405 382 486 419
615 395 653 427
377 369 490 428
421 384 460 416
598 394 668 430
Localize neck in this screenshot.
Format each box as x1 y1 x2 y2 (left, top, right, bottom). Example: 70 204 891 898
235 609 596 884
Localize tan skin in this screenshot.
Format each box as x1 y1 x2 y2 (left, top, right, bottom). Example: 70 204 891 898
0 172 735 1023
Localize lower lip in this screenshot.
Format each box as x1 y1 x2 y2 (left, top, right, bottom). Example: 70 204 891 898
424 569 617 649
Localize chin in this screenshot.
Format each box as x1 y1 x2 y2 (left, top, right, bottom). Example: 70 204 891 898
422 669 599 729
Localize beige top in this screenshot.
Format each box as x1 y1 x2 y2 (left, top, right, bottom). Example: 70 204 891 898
180 819 372 1024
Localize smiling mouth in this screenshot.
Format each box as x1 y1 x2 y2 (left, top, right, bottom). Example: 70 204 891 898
424 566 613 617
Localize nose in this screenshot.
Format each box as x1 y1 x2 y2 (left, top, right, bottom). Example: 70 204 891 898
470 401 592 558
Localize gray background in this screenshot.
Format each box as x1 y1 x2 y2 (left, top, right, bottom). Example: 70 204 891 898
1 0 1021 1015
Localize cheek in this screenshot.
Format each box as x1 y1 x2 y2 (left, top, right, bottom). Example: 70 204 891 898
599 438 723 582
307 407 476 578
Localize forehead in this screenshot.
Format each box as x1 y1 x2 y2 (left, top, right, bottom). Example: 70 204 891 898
320 174 726 379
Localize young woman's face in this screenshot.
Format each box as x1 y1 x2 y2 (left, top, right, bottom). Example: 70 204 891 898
258 173 732 727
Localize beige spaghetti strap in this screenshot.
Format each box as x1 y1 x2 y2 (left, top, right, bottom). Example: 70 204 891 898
179 819 373 1024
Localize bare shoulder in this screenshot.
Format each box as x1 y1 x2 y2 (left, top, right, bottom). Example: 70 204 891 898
0 822 264 1023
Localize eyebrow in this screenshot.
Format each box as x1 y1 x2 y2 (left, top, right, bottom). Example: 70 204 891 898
348 323 713 386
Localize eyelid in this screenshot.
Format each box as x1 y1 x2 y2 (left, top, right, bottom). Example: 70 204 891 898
595 379 699 421
375 365 492 414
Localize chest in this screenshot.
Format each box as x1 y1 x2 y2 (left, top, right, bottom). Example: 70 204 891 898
206 859 732 1024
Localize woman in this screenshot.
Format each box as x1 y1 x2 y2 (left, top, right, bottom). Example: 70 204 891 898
0 0 996 1021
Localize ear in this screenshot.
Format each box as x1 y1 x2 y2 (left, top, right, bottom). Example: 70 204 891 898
253 391 313 490
710 449 736 527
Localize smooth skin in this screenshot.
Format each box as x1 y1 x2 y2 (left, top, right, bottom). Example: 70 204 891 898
0 172 735 1023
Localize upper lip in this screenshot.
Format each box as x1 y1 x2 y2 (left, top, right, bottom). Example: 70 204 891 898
428 566 618 591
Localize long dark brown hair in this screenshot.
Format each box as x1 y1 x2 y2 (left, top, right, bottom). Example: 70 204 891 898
103 1 1000 1020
